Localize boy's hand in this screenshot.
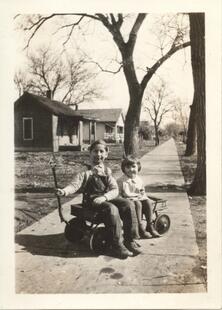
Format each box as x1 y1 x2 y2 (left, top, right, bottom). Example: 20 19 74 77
93 196 107 205
56 188 65 197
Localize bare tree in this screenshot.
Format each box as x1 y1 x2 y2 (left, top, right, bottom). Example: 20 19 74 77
164 122 182 139
14 70 33 96
15 13 190 155
143 79 174 145
14 46 102 105
25 46 66 98
172 99 189 142
188 13 206 195
61 57 102 108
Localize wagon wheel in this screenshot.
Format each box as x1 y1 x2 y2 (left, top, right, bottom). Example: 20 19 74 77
89 226 109 254
154 214 170 235
64 218 86 243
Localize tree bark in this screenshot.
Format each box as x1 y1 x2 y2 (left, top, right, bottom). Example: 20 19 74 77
154 124 159 146
188 13 206 195
124 95 142 156
185 104 197 155
121 48 143 156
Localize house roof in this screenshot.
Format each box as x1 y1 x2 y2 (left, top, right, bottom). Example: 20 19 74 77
14 92 94 120
77 108 123 123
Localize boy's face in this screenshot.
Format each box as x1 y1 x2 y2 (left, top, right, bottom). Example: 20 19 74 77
124 163 138 179
90 143 108 166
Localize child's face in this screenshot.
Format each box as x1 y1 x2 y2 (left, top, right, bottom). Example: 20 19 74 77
90 143 108 165
124 163 138 179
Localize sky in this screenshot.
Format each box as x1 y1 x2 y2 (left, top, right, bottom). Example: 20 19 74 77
13 13 194 125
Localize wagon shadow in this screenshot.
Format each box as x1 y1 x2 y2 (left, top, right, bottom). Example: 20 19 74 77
145 183 187 192
15 233 97 258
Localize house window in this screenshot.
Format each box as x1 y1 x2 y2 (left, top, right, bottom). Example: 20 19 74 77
105 124 113 133
91 122 95 135
117 126 123 134
23 117 33 140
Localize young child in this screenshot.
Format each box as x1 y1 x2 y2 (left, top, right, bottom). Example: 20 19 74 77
56 139 141 258
118 156 160 238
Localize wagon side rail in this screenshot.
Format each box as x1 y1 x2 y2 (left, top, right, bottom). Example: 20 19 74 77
147 195 167 203
147 195 167 213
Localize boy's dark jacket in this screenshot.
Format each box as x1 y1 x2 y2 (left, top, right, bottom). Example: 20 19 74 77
63 165 119 201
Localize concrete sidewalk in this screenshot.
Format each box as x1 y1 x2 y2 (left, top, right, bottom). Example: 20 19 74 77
15 139 206 293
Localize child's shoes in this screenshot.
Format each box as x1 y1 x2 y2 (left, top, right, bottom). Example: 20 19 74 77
139 224 151 239
146 223 160 238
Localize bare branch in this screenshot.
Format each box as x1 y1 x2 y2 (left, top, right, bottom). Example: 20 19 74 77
14 14 20 20
110 14 117 25
96 13 125 52
53 16 85 46
144 106 155 122
117 14 124 28
95 14 112 29
127 14 147 52
23 14 57 49
140 41 190 91
20 14 100 49
86 59 123 74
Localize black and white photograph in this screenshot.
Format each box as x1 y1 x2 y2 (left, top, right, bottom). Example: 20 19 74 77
0 0 221 309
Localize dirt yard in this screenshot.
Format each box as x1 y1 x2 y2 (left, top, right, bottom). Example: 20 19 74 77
15 142 155 192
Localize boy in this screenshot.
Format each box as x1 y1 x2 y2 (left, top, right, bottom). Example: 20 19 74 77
57 139 141 259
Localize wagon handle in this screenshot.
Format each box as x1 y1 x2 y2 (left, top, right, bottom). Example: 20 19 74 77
49 156 68 225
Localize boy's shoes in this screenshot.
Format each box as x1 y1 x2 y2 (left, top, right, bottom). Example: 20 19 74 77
132 227 140 240
124 240 142 255
111 243 134 259
146 224 160 238
134 233 141 240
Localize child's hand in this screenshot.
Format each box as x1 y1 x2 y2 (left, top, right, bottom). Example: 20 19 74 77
93 196 107 205
56 188 65 197
140 189 145 195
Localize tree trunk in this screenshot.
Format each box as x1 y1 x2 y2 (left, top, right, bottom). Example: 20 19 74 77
188 13 206 195
124 96 142 156
122 50 143 156
185 104 197 155
154 124 159 146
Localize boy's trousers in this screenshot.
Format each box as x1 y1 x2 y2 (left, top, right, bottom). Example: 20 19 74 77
93 197 138 246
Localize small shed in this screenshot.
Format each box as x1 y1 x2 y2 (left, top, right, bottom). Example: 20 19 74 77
77 108 125 143
14 92 96 152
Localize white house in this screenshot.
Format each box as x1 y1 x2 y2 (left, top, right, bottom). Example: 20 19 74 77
78 108 125 143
